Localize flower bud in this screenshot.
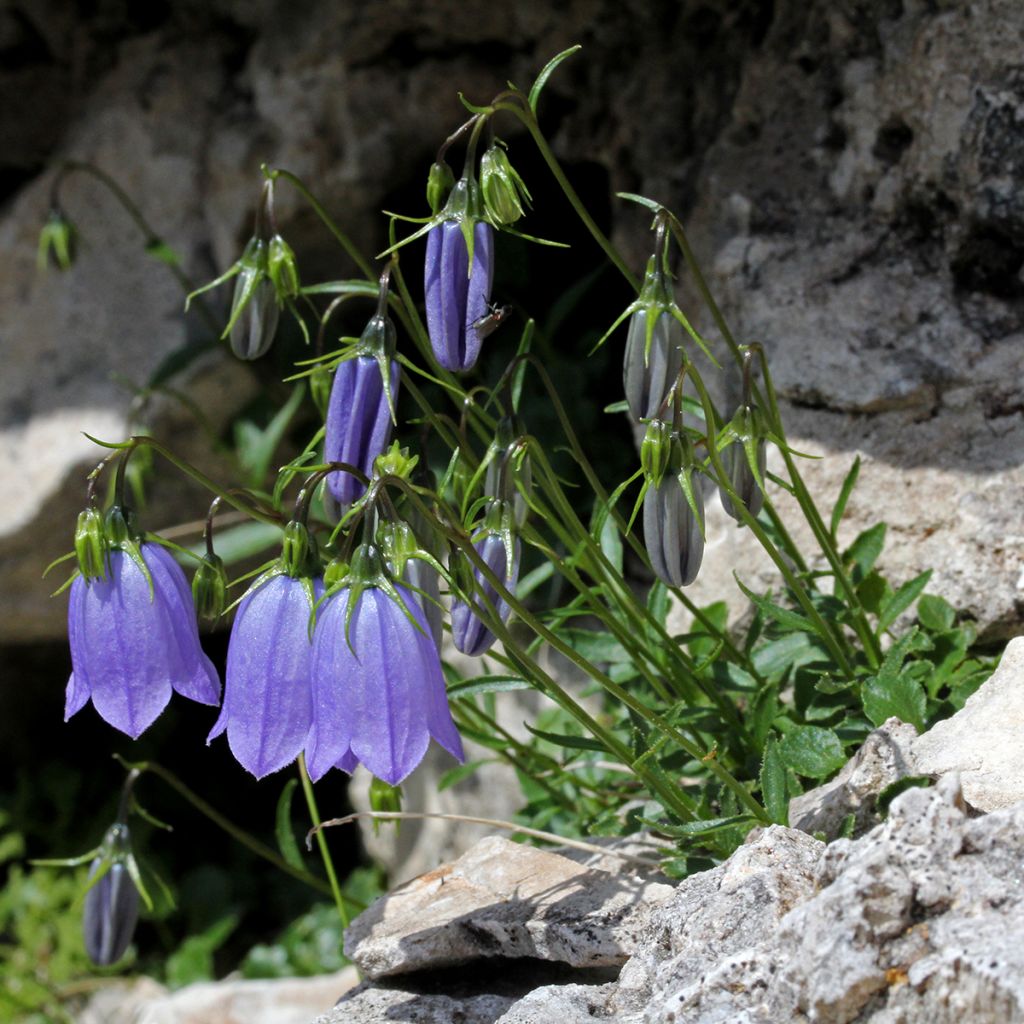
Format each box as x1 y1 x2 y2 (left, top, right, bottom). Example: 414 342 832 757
484 417 532 527
369 776 403 817
720 407 767 522
228 239 279 360
324 556 350 589
281 521 317 578
643 468 704 588
267 233 300 301
640 420 673 487
75 508 108 581
480 144 530 226
426 160 456 215
83 825 139 967
192 553 228 623
374 441 419 482
37 209 77 272
104 506 134 547
451 530 520 656
624 308 684 422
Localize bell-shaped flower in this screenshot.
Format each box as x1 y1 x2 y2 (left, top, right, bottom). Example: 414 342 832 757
65 520 220 739
424 178 495 372
381 520 443 650
208 563 324 779
325 313 400 511
83 824 140 967
643 436 705 588
451 511 520 656
305 544 463 785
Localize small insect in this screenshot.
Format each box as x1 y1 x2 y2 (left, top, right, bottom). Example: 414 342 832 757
471 302 512 339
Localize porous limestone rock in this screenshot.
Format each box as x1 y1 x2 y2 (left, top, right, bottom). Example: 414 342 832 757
912 636 1024 812
312 982 516 1024
788 717 918 839
344 835 673 979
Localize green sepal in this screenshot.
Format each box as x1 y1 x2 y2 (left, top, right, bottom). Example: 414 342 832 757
75 507 108 581
267 234 300 300
192 553 228 623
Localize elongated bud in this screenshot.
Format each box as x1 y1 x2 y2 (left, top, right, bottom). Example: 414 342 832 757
643 468 705 588
451 530 520 656
192 553 228 623
83 825 139 967
228 239 279 360
281 521 318 578
720 407 767 521
484 417 532 527
104 506 134 547
267 234 300 300
37 209 76 272
480 144 530 226
75 508 108 581
640 420 673 487
426 160 456 215
624 307 684 421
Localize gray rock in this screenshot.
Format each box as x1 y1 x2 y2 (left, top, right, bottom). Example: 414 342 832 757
788 717 918 839
313 982 516 1024
494 983 619 1024
344 835 673 980
912 636 1024 812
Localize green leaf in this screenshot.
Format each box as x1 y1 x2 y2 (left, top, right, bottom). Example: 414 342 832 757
830 456 861 535
558 627 630 663
647 581 670 628
752 632 819 677
862 671 926 731
638 814 756 839
760 736 788 824
598 507 623 574
447 675 532 699
166 914 239 988
275 779 303 871
845 522 887 578
735 577 817 634
528 45 582 113
917 593 956 632
234 383 306 488
778 725 847 779
857 571 891 615
616 191 663 214
751 683 780 747
145 238 182 266
877 570 932 633
710 661 759 693
525 724 608 752
438 759 492 792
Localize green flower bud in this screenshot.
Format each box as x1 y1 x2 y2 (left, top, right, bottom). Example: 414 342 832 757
374 441 419 482
484 416 532 527
426 160 456 215
192 553 228 623
281 521 317 578
480 144 531 226
104 506 134 548
37 209 76 272
323 556 350 589
379 521 418 575
368 776 402 830
75 508 109 581
640 419 673 487
720 406 767 522
227 238 279 360
267 233 300 301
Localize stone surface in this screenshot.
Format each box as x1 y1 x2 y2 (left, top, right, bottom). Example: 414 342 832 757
314 982 516 1024
345 834 673 979
788 717 918 839
912 636 1024 812
74 967 356 1024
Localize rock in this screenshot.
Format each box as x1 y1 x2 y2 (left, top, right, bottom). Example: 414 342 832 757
912 636 1024 812
314 981 516 1024
788 717 918 839
495 982 619 1024
74 968 357 1024
344 835 673 980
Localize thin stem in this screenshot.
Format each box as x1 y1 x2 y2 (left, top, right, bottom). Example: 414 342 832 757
298 755 349 927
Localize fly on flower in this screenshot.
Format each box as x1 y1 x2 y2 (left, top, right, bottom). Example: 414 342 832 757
471 302 512 341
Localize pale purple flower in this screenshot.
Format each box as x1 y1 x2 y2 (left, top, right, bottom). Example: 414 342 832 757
208 574 324 779
424 220 494 372
65 543 220 738
720 438 767 521
623 309 684 421
305 584 464 785
451 531 520 657
325 354 400 509
643 470 704 587
83 857 138 966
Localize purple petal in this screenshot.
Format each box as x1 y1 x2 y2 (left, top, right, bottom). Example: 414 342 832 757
461 221 495 370
334 748 359 774
209 574 322 779
451 532 520 657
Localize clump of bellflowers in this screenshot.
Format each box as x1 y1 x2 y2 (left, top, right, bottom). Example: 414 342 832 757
324 268 401 515
306 539 464 785
64 464 220 738
186 177 302 360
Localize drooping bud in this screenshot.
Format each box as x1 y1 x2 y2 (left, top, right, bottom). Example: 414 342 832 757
75 507 108 581
228 238 280 360
191 553 228 623
424 178 495 372
37 208 77 272
309 364 333 419
281 521 318 578
480 143 531 226
426 160 456 215
104 506 135 548
720 406 767 521
643 466 705 588
451 519 520 657
82 824 139 967
369 776 403 820
267 233 300 301
484 416 532 527
640 419 673 488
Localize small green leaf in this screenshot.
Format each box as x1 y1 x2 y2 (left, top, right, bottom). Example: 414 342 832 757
438 759 491 792
917 593 956 632
275 779 303 871
528 45 582 113
862 671 926 731
525 724 608 752
779 725 847 779
638 814 756 839
845 522 887 579
616 191 663 214
830 456 861 535
877 570 932 633
736 577 817 634
857 571 891 615
752 632 819 677
447 675 532 699
760 735 788 824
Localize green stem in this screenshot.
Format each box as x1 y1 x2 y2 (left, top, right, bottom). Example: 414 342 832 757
298 755 349 928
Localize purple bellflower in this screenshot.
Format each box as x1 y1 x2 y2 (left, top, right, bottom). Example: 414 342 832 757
305 545 464 786
451 527 521 657
424 177 494 372
66 536 220 739
643 467 705 588
208 570 324 778
624 308 684 422
83 832 139 967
